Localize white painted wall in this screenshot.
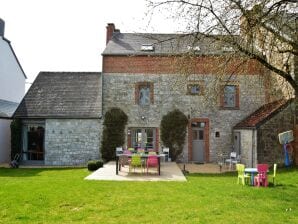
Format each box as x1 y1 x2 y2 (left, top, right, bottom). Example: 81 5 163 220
235 129 257 168
0 37 25 103
0 119 11 163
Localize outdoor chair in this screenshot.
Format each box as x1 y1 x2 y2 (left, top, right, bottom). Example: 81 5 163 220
129 154 144 173
162 147 170 162
225 152 237 170
146 155 159 174
137 148 145 154
254 164 269 187
269 163 277 186
116 147 123 155
148 151 157 155
119 150 132 167
236 164 250 185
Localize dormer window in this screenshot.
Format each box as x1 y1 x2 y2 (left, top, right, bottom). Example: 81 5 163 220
222 46 234 52
187 45 201 52
141 44 154 51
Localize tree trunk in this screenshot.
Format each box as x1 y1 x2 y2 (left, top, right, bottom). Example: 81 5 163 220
294 55 298 165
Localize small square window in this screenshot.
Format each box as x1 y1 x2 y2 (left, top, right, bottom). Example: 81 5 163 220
187 84 203 95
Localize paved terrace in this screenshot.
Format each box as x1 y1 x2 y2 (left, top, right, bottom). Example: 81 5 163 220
85 161 187 181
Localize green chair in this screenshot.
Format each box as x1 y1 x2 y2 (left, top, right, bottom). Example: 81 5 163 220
236 164 250 185
129 154 143 173
270 163 277 186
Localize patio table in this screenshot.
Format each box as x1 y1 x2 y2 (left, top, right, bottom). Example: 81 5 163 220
116 154 161 175
244 168 258 186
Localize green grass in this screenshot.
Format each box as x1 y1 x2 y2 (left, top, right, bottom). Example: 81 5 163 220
0 167 297 224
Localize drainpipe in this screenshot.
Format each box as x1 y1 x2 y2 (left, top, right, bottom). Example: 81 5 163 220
252 129 256 167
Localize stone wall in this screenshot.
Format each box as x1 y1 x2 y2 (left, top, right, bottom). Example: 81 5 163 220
103 73 267 162
45 119 101 166
257 103 294 166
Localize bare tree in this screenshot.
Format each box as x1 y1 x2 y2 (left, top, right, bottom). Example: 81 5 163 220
147 0 297 103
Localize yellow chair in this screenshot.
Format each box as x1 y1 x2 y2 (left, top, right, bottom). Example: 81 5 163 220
236 164 250 185
129 154 143 173
270 164 277 186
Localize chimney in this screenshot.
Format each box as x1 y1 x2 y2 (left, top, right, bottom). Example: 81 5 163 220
106 23 120 45
0 18 5 37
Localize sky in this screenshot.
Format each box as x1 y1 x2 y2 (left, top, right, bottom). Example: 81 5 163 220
0 0 181 88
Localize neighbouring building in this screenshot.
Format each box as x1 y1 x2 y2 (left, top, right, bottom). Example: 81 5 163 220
14 72 102 165
0 18 26 163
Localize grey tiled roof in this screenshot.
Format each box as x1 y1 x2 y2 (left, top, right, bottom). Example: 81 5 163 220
0 99 19 118
14 72 102 118
102 33 235 56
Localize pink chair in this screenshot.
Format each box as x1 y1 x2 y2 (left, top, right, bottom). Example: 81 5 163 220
146 155 159 174
254 164 269 187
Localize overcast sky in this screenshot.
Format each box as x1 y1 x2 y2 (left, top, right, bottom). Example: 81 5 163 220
0 0 181 88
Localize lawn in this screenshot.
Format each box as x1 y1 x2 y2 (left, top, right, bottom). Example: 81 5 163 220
0 166 297 224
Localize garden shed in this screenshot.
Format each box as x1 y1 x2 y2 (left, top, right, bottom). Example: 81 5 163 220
233 99 294 167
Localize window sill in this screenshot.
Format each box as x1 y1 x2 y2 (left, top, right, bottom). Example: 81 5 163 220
219 107 240 110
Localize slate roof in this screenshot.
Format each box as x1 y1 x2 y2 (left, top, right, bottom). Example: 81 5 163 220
0 99 19 118
14 72 102 118
102 33 236 56
234 99 293 129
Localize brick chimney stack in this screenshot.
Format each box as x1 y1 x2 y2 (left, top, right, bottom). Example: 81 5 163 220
106 23 115 45
0 18 5 37
106 23 120 45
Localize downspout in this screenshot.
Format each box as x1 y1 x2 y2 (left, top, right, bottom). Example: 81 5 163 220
252 128 256 167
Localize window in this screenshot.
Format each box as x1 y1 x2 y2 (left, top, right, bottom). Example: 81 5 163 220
141 44 154 51
187 83 204 95
139 86 150 105
135 82 154 105
130 128 156 149
221 85 239 109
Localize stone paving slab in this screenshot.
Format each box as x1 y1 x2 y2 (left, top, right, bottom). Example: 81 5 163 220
85 161 187 181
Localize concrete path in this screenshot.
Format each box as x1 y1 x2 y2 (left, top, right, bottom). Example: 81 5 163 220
85 161 187 181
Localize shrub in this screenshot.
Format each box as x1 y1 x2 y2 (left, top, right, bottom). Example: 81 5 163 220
160 109 188 161
101 108 128 161
10 119 22 160
87 160 104 171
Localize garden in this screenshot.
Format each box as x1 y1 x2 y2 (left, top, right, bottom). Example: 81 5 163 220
0 166 297 223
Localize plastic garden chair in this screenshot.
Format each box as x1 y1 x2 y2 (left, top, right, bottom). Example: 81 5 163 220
146 155 159 174
254 164 269 187
225 152 237 170
270 163 277 186
129 154 143 173
236 164 250 185
148 151 157 155
137 148 145 154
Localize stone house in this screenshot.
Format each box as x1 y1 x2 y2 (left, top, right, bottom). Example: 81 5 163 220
102 23 285 164
0 18 26 163
13 72 102 165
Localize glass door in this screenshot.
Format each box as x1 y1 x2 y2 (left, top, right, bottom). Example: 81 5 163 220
131 128 156 149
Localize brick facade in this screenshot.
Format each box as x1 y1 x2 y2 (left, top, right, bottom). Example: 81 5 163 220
103 55 265 75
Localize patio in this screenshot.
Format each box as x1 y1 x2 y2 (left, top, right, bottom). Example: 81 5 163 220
85 161 187 181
